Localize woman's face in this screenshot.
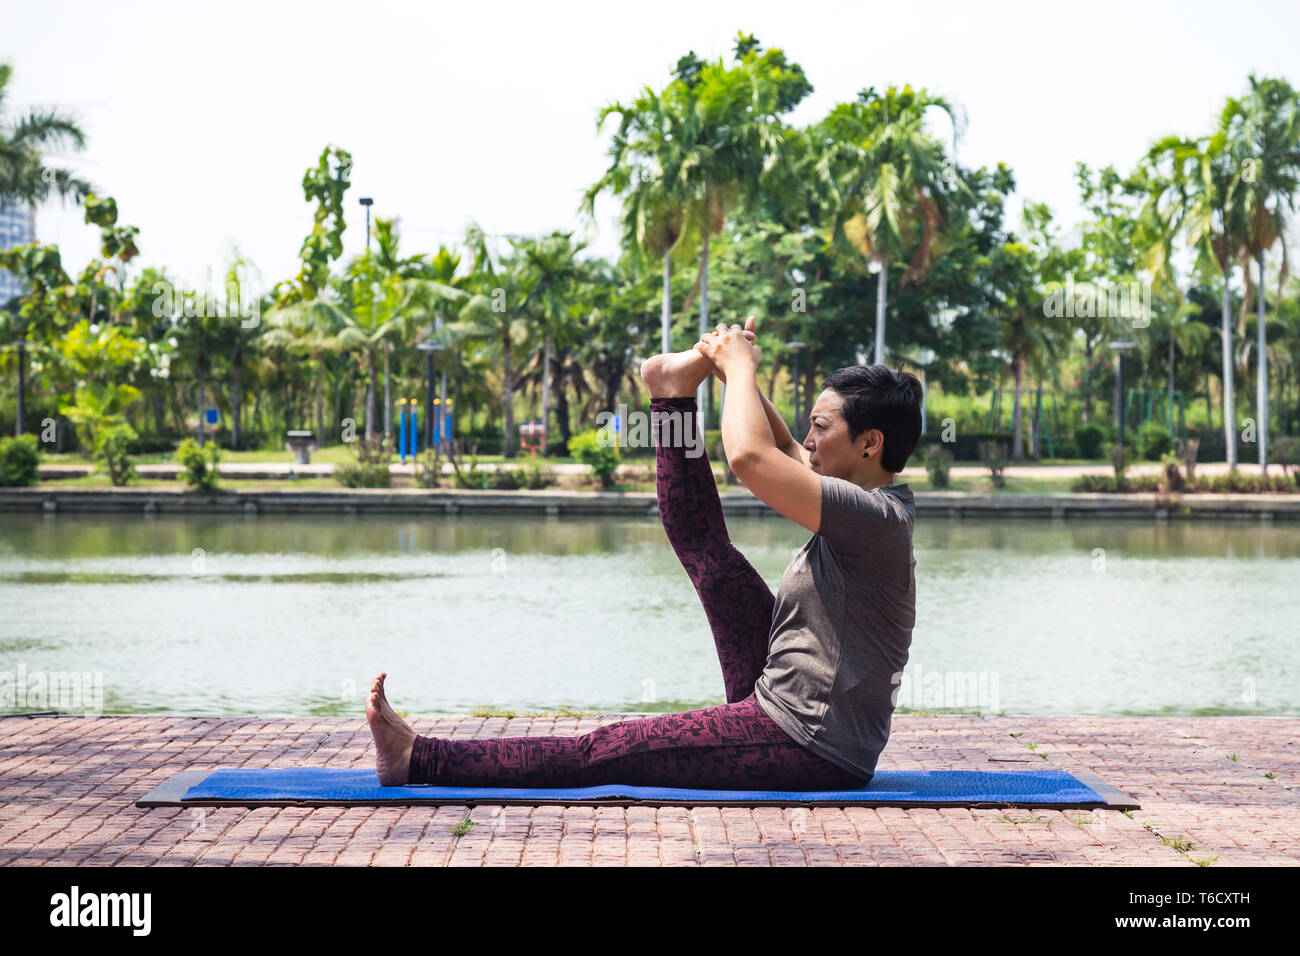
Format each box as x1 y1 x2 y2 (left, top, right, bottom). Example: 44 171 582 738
802 388 882 479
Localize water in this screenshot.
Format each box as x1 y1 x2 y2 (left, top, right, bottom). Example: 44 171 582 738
1 513 1296 717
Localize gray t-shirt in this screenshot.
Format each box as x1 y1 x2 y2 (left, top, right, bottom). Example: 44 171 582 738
753 476 916 783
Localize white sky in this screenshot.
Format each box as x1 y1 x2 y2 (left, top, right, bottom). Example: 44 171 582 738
7 0 1300 295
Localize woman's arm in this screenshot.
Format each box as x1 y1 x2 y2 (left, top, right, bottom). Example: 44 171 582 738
696 326 822 534
711 317 809 466
758 389 811 466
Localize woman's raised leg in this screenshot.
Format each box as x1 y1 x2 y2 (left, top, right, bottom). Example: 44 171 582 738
641 349 774 703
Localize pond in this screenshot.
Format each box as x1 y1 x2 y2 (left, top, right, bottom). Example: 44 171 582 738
1 513 1296 718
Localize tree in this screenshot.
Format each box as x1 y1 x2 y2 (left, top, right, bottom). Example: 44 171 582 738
583 85 689 358
985 203 1067 460
512 231 586 448
815 84 966 366
0 61 94 207
1221 74 1300 470
1140 133 1250 463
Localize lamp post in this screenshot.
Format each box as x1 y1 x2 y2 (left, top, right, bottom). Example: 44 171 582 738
787 340 805 441
1109 340 1134 452
359 197 373 251
416 336 443 451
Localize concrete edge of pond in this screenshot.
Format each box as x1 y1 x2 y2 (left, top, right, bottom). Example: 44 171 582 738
2 486 1300 519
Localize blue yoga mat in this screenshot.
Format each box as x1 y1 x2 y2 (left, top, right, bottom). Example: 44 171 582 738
137 766 1138 809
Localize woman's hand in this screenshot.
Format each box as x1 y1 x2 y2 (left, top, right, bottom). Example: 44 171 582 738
694 320 760 378
710 316 757 385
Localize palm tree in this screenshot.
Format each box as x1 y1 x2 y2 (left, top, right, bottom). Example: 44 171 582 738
582 85 688 357
815 85 966 365
261 297 350 446
0 243 71 434
1220 74 1300 471
168 303 229 447
989 203 1067 461
0 61 94 207
676 40 811 427
451 224 535 457
1142 133 1250 464
513 231 586 447
1133 145 1217 439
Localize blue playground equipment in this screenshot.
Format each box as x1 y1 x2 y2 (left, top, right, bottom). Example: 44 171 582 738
1123 388 1188 440
987 387 1064 458
397 396 454 461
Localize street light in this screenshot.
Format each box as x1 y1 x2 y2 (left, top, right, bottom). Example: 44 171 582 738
416 335 444 451
1108 340 1135 452
787 340 806 441
359 197 373 252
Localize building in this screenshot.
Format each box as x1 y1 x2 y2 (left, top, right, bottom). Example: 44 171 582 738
0 199 37 308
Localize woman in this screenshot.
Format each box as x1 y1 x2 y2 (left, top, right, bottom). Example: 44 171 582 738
367 315 923 790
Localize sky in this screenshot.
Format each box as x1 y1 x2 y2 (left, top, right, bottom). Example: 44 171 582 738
6 0 1300 297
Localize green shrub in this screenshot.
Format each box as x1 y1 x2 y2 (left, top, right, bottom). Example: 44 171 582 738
1137 421 1174 461
1159 451 1185 492
976 441 1008 489
414 448 442 488
1072 474 1115 492
0 434 41 487
336 438 392 488
1074 424 1105 459
95 423 138 486
1106 443 1128 491
1275 436 1300 482
923 444 953 489
176 437 221 490
918 431 1013 462
449 446 493 489
519 459 557 489
568 429 620 489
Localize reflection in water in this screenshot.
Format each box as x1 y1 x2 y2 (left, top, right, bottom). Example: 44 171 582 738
0 512 1296 718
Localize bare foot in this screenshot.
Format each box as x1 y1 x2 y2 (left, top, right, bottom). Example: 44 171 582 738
640 317 757 395
366 672 415 786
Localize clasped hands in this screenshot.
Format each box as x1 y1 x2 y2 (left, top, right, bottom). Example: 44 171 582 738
693 314 760 378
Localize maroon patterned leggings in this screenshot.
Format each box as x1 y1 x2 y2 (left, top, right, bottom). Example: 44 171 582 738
406 395 864 790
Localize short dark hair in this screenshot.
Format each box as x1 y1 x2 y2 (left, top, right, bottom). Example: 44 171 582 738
821 365 923 473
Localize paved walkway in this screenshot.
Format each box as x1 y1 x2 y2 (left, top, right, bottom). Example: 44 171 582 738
1 714 1294 866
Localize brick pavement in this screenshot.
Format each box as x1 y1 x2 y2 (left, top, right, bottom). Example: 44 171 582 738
1 714 1295 867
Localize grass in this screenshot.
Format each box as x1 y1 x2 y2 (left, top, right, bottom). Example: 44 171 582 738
34 474 339 491
28 455 1278 498
1138 819 1217 866
994 812 1053 825
468 706 603 718
906 475 1081 493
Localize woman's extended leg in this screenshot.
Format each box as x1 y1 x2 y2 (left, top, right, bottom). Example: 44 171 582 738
643 361 774 702
406 689 864 790
369 675 864 790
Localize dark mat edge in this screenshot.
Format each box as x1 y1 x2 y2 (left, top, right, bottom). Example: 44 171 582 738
135 769 213 807
1068 769 1142 810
